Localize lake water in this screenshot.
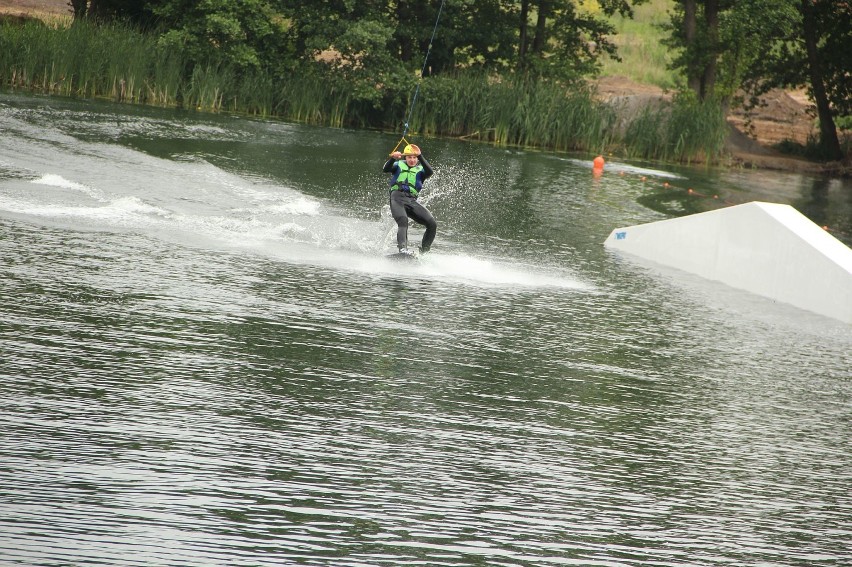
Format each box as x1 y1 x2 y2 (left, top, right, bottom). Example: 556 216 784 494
1 92 850 566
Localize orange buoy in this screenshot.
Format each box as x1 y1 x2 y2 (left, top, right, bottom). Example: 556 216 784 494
592 155 605 170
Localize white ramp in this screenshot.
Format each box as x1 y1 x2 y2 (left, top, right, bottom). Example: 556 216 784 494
605 201 852 324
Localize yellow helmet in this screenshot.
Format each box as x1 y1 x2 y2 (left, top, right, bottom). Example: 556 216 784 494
402 144 420 156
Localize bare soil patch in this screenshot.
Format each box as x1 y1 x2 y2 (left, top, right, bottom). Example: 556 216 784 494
0 0 70 18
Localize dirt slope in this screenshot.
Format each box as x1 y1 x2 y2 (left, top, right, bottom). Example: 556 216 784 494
0 0 69 18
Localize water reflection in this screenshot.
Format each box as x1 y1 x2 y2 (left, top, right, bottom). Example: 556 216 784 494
794 176 852 242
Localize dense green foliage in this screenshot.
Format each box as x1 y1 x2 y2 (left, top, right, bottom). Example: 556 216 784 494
409 73 619 152
153 0 292 73
63 0 638 86
6 0 847 165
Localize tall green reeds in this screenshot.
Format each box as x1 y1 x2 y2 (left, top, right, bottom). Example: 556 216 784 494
271 73 360 127
0 17 728 164
623 95 727 162
185 63 232 111
0 18 185 105
410 73 618 154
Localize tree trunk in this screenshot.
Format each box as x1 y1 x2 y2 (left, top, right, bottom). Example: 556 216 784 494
683 0 701 95
87 0 103 20
69 0 87 19
800 0 841 160
518 0 529 70
397 2 412 63
531 0 552 55
700 0 718 100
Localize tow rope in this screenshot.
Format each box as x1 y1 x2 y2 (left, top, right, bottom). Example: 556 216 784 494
390 0 446 155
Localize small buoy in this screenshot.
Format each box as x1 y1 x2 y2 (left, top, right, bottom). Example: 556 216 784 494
822 225 829 231
592 155 605 170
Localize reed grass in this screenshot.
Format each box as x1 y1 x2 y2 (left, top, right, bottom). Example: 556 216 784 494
411 73 618 153
277 73 326 125
623 95 727 162
0 15 727 164
0 18 186 105
230 73 276 116
148 50 184 105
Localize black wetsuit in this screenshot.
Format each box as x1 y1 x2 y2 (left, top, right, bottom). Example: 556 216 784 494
383 155 438 252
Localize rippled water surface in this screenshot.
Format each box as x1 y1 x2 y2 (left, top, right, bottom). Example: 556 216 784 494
1 93 851 566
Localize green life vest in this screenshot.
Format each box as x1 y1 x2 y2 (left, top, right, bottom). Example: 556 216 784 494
392 161 423 196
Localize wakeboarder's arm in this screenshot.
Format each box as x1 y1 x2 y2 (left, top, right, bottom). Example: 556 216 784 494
382 158 397 173
418 155 434 179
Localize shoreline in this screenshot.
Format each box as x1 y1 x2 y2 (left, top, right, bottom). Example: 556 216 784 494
1 2 846 176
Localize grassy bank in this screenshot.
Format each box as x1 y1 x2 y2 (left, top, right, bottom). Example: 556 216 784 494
0 17 726 164
595 0 678 90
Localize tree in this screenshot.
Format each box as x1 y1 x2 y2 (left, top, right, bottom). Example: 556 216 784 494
68 0 149 22
420 0 517 75
152 0 290 73
667 0 849 160
517 0 638 81
744 0 850 160
278 0 516 77
794 0 846 159
279 0 642 83
666 0 728 101
276 0 404 107
713 0 795 108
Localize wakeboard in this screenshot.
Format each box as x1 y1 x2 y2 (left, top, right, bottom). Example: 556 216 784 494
385 251 419 262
